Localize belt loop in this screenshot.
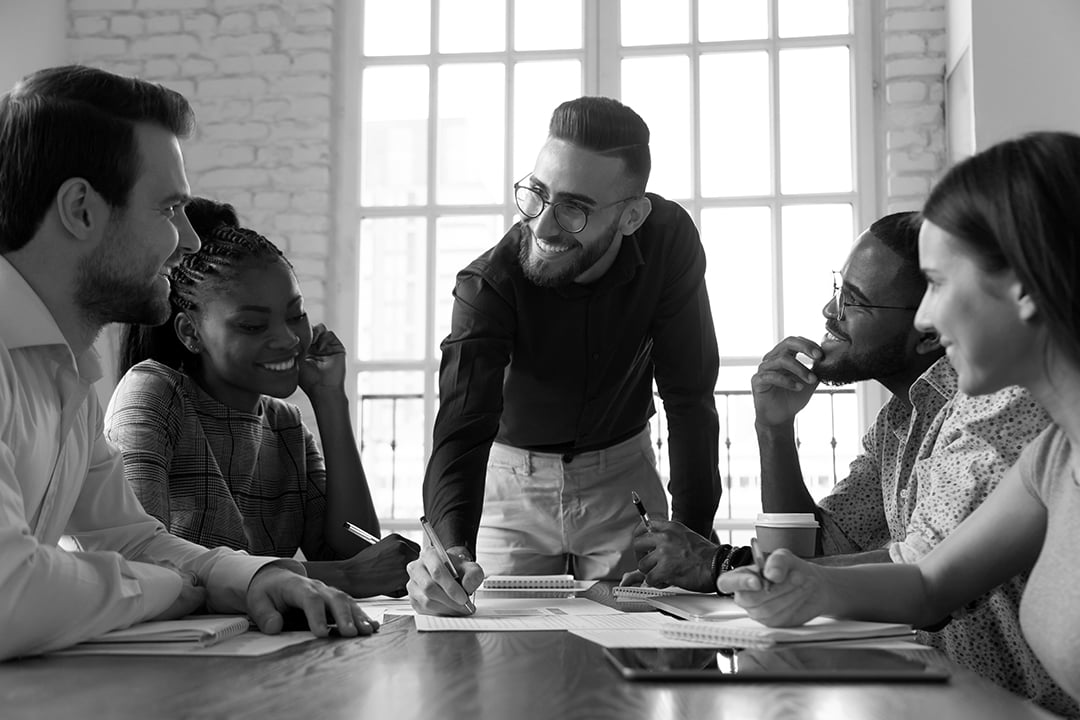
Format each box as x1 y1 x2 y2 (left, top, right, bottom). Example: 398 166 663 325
525 451 533 476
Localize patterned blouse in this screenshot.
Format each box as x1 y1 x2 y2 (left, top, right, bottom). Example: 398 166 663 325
105 360 342 561
818 357 1076 717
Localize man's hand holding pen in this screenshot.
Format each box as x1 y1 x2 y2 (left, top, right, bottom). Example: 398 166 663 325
406 518 483 616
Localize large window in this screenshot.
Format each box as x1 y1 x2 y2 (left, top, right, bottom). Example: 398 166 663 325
338 0 876 541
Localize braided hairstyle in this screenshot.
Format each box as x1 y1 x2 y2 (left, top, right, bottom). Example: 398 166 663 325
117 198 292 379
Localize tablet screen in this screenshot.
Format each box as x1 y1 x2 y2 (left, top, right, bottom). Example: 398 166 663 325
603 646 950 682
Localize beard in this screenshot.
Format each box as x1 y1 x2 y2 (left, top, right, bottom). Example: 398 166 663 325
814 323 914 386
517 219 619 288
74 217 171 328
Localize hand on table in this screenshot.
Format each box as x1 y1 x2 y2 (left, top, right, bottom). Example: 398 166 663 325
247 563 378 638
716 549 830 627
339 533 421 598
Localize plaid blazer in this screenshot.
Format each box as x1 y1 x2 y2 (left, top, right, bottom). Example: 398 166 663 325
105 360 341 560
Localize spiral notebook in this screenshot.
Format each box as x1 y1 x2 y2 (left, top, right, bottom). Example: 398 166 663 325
477 575 593 598
611 586 706 612
661 616 913 649
77 615 251 649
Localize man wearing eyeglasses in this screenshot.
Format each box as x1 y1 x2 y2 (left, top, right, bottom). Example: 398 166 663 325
407 96 721 615
628 213 1074 716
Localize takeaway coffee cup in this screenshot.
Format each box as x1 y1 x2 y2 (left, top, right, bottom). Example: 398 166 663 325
754 513 819 557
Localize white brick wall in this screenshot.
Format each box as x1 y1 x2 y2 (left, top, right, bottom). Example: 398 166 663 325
67 0 334 323
880 0 948 214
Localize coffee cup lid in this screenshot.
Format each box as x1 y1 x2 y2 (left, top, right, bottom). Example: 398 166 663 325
756 512 819 528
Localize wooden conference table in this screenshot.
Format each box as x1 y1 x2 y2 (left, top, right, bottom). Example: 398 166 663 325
0 608 1058 720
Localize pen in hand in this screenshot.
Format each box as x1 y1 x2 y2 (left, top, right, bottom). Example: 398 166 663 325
631 491 653 532
750 538 773 592
343 521 380 545
419 515 476 614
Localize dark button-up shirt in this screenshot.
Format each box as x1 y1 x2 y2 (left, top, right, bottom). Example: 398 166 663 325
424 194 722 552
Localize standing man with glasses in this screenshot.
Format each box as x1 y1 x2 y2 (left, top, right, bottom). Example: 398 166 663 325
407 96 721 615
627 212 1073 716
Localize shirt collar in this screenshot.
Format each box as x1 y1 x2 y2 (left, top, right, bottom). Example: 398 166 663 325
908 355 958 409
0 255 102 383
555 229 645 299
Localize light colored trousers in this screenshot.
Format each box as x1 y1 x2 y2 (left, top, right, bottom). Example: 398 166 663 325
475 428 668 580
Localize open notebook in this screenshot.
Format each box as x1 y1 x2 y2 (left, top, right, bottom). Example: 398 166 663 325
662 616 913 649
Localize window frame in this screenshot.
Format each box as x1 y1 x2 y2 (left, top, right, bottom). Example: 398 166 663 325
333 0 880 532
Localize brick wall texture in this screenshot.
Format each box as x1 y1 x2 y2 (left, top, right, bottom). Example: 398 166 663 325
67 0 335 323
880 0 948 213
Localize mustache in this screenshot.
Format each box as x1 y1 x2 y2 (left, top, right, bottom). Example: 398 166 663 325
824 321 849 341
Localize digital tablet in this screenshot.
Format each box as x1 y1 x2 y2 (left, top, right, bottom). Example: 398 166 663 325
603 646 950 683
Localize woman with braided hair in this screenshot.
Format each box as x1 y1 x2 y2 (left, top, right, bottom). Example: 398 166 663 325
106 197 418 598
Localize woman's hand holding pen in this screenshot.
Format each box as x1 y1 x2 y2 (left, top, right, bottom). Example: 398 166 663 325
406 545 483 616
717 549 832 628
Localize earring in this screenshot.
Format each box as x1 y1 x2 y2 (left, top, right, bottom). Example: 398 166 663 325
186 341 200 353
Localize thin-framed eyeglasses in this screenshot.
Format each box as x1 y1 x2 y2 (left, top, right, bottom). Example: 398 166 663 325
513 176 638 234
831 271 919 321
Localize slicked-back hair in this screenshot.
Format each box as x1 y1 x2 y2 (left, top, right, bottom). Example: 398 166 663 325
0 65 194 253
548 96 651 194
868 211 923 295
117 198 292 379
921 131 1080 367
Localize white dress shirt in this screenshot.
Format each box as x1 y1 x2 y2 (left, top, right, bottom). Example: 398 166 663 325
0 256 274 660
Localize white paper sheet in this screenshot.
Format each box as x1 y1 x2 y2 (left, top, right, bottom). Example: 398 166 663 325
415 608 680 632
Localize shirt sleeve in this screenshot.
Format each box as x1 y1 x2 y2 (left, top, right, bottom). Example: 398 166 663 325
891 386 1051 563
104 365 185 529
0 392 273 661
423 268 515 551
649 210 722 538
299 424 338 561
817 418 890 555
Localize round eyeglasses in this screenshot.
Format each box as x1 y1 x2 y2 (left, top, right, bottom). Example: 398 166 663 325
831 271 919 321
513 178 638 234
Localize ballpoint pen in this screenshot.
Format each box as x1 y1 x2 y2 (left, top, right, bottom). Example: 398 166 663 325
419 515 476 614
750 537 773 592
631 490 653 532
343 521 380 545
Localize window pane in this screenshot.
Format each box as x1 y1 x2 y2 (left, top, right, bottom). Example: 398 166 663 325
437 64 506 204
360 66 428 206
780 47 851 194
700 52 770 197
434 215 507 348
515 0 582 50
621 0 688 46
699 0 768 41
513 61 581 178
701 207 773 358
780 204 853 339
364 0 430 56
715 390 762 520
440 0 505 53
622 55 691 199
797 389 859 501
357 371 426 519
717 364 756 392
778 0 849 38
357 218 426 361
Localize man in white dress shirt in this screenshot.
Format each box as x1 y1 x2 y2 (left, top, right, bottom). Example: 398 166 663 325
0 65 375 660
